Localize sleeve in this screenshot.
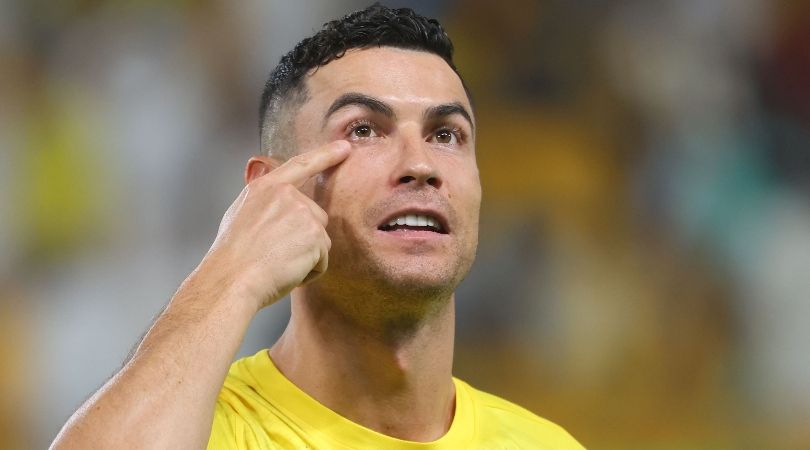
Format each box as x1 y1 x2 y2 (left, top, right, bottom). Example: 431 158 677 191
207 399 282 450
207 401 239 450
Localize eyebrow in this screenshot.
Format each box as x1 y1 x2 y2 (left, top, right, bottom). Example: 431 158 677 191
423 102 475 133
323 92 396 128
322 92 475 133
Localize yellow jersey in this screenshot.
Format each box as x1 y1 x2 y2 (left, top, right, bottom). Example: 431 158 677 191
208 350 585 449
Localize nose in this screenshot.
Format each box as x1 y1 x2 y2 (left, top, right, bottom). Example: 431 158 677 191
391 136 443 189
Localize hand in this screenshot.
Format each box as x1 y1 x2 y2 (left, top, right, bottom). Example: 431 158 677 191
199 140 351 312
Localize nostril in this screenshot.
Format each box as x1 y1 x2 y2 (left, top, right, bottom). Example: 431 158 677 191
397 174 441 187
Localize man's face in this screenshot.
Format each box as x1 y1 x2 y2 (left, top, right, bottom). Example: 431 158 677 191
292 47 480 297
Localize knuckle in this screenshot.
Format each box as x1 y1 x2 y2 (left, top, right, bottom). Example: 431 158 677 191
305 223 324 241
307 220 323 235
293 201 311 215
270 184 295 203
276 183 296 195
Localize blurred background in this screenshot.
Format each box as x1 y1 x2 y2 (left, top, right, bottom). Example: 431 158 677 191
1 0 809 448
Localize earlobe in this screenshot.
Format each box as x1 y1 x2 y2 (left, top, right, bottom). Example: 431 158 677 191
244 156 281 185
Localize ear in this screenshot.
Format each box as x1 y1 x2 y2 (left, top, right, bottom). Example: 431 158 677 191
244 155 281 185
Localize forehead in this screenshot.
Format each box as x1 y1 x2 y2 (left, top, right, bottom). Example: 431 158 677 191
302 47 471 116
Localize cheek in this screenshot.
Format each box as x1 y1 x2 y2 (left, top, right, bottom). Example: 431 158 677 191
444 157 481 203
317 153 378 214
450 161 482 233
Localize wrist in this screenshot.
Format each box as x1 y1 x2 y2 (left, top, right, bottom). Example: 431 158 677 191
186 253 280 317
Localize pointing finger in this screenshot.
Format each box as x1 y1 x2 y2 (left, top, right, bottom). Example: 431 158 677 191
272 140 351 188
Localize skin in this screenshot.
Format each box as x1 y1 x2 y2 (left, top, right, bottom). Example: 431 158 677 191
268 47 481 439
50 46 480 448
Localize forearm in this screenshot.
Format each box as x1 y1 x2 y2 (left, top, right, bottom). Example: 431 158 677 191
51 141 347 449
51 266 257 450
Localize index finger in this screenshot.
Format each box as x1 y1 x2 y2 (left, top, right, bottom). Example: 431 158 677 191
272 140 351 188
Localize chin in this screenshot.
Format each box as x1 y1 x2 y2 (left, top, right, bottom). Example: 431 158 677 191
369 255 470 298
321 233 476 299
308 251 474 324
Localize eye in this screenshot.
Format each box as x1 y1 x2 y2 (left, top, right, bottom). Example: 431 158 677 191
353 125 372 138
348 120 379 140
431 128 460 145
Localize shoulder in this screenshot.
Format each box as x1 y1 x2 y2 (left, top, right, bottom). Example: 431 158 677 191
217 353 271 410
465 381 556 426
208 353 281 450
457 379 587 449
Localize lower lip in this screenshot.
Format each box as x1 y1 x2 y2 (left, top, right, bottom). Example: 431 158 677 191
374 229 450 241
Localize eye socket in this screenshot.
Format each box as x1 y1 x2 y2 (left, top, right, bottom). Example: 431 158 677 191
431 128 461 145
348 120 379 140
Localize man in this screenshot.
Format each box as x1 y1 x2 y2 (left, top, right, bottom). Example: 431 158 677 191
52 4 585 449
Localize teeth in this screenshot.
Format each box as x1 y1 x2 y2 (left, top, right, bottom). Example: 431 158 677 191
385 214 442 230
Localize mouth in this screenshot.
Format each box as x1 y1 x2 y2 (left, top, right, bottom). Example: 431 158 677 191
377 211 449 235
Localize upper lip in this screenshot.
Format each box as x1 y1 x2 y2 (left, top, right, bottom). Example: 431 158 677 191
377 207 451 234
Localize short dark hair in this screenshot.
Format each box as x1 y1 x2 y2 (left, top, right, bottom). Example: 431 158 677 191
258 3 467 158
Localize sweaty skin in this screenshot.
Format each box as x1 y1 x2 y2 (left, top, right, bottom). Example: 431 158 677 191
50 47 480 448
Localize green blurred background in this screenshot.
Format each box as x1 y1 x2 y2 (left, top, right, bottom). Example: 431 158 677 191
2 1 810 449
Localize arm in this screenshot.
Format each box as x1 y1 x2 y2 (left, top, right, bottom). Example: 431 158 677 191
50 141 351 450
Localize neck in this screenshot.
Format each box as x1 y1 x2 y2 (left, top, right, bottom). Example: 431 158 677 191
269 287 456 442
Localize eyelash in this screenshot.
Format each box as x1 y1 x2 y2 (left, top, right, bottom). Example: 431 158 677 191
345 119 466 145
346 119 377 140
434 127 465 145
